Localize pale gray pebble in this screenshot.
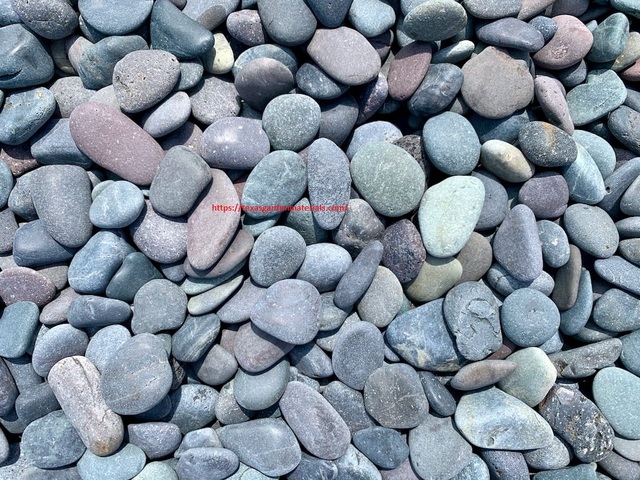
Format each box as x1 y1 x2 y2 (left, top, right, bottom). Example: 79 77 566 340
194 345 238 387
537 220 571 268
332 321 384 390
176 447 239 480
487 263 555 297
295 243 351 293
141 91 191 138
31 324 89 377
323 380 375 434
174 427 221 459
85 324 131 373
167 384 218 434
132 279 187 334
524 436 573 471
77 443 146 480
334 444 382 480
501 288 561 347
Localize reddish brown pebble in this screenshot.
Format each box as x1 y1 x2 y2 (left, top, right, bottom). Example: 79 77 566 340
533 15 594 70
387 42 432 102
69 102 164 186
0 267 56 307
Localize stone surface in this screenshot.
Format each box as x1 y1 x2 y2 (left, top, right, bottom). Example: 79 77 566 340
593 367 640 440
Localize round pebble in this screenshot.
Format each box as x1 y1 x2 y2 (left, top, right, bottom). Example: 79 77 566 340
501 288 561 347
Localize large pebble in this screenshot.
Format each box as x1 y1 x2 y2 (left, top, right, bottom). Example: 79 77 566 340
32 324 89 377
70 102 163 186
498 347 557 407
455 387 554 450
533 15 594 69
200 118 270 170
78 0 151 35
332 321 384 390
249 226 306 287
403 0 467 41
351 142 425 217
77 443 145 480
49 356 124 456
262 94 321 152
0 301 40 359
251 279 321 345
423 112 480 175
130 201 188 264
218 419 302 477
0 87 56 146
353 427 408 470
234 359 289 411
306 27 381 86
90 181 144 229
501 288 561 347
363 363 429 429
593 367 640 440
418 176 485 258
257 0 316 47
0 24 54 89
132 279 187 334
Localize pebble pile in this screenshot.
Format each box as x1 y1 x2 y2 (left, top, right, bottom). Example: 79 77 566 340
2 0 640 479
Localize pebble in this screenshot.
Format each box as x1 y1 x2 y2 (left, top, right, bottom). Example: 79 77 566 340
423 112 480 175
131 279 187 334
408 63 464 117
67 295 130 328
128 422 181 459
306 27 381 86
296 243 351 292
519 172 570 219
333 199 386 257
0 301 39 358
501 288 561 347
524 436 573 471
70 102 163 186
533 15 594 69
190 75 241 125
381 219 426 284
363 363 429 429
593 367 640 439
476 18 545 52
175 447 239 480
130 201 188 263
226 9 267 46
595 256 640 296
498 347 557 407
323 381 375 434
200 118 269 170
280 381 350 460
0 87 56 146
332 321 384 390
535 75 574 135
549 338 622 379
480 451 530 480
167 384 218 433
333 239 383 310
249 226 306 287
234 59 294 112
387 41 432 101
461 47 534 119
519 121 578 168
233 322 293 373
351 141 425 217
387 298 464 371
289 343 333 379
0 24 54 89
234 358 290 411
444 281 502 361
409 414 473 479
257 0 316 46
106 252 162 303
480 139 536 183
566 69 627 126
335 445 382 480
32 324 89 377
262 94 321 152
404 0 467 41
418 176 485 258
456 232 494 284
572 129 616 179
141 91 191 138
89 181 144 229
464 0 522 19
218 419 301 477
455 387 554 450
450 359 517 390
241 151 307 219
0 266 57 306
172 313 220 362
21 410 85 469
538 221 570 270
251 279 321 345
150 0 214 60
357 266 403 327
539 384 614 462
31 118 93 168
77 443 146 480
78 0 151 35
49 356 124 456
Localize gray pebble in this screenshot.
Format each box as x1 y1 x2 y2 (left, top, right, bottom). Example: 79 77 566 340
332 321 384 390
128 422 182 459
234 359 290 411
249 226 307 287
132 279 187 334
77 443 146 480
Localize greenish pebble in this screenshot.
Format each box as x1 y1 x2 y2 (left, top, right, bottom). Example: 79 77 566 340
418 176 485 258
77 443 146 480
262 94 321 151
533 464 597 480
567 69 627 126
422 112 480 175
593 367 640 440
350 142 425 217
498 347 557 407
405 256 462 303
133 461 178 480
562 143 606 205
587 13 629 63
572 129 616 179
563 204 619 259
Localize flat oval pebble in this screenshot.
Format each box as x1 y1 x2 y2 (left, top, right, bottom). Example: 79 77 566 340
480 139 536 183
262 94 321 152
79 0 152 35
251 279 321 345
501 288 561 347
422 112 480 175
333 240 383 310
0 87 56 146
132 279 187 334
141 91 191 138
234 359 289 411
455 387 554 450
533 15 594 69
218 419 301 477
387 41 432 102
476 18 545 52
444 281 502 361
70 102 163 186
418 175 485 258
200 117 270 170
332 321 384 390
0 24 54 89
49 356 124 457
306 27 381 86
280 381 350 460
404 0 467 41
190 75 241 125
175 447 239 480
564 204 619 259
519 172 570 219
566 69 627 126
21 410 85 469
386 299 464 372
357 266 403 327
130 201 188 264
450 360 517 391
409 414 473 479
234 58 296 112
296 243 351 292
67 295 130 328
149 146 211 218
381 219 426 284
241 151 307 219
90 181 144 229
461 47 534 119
351 141 425 217
0 301 39 358
353 427 408 470
0 267 56 307
249 226 306 287
77 443 145 480
593 367 640 440
363 363 429 429
519 121 578 167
